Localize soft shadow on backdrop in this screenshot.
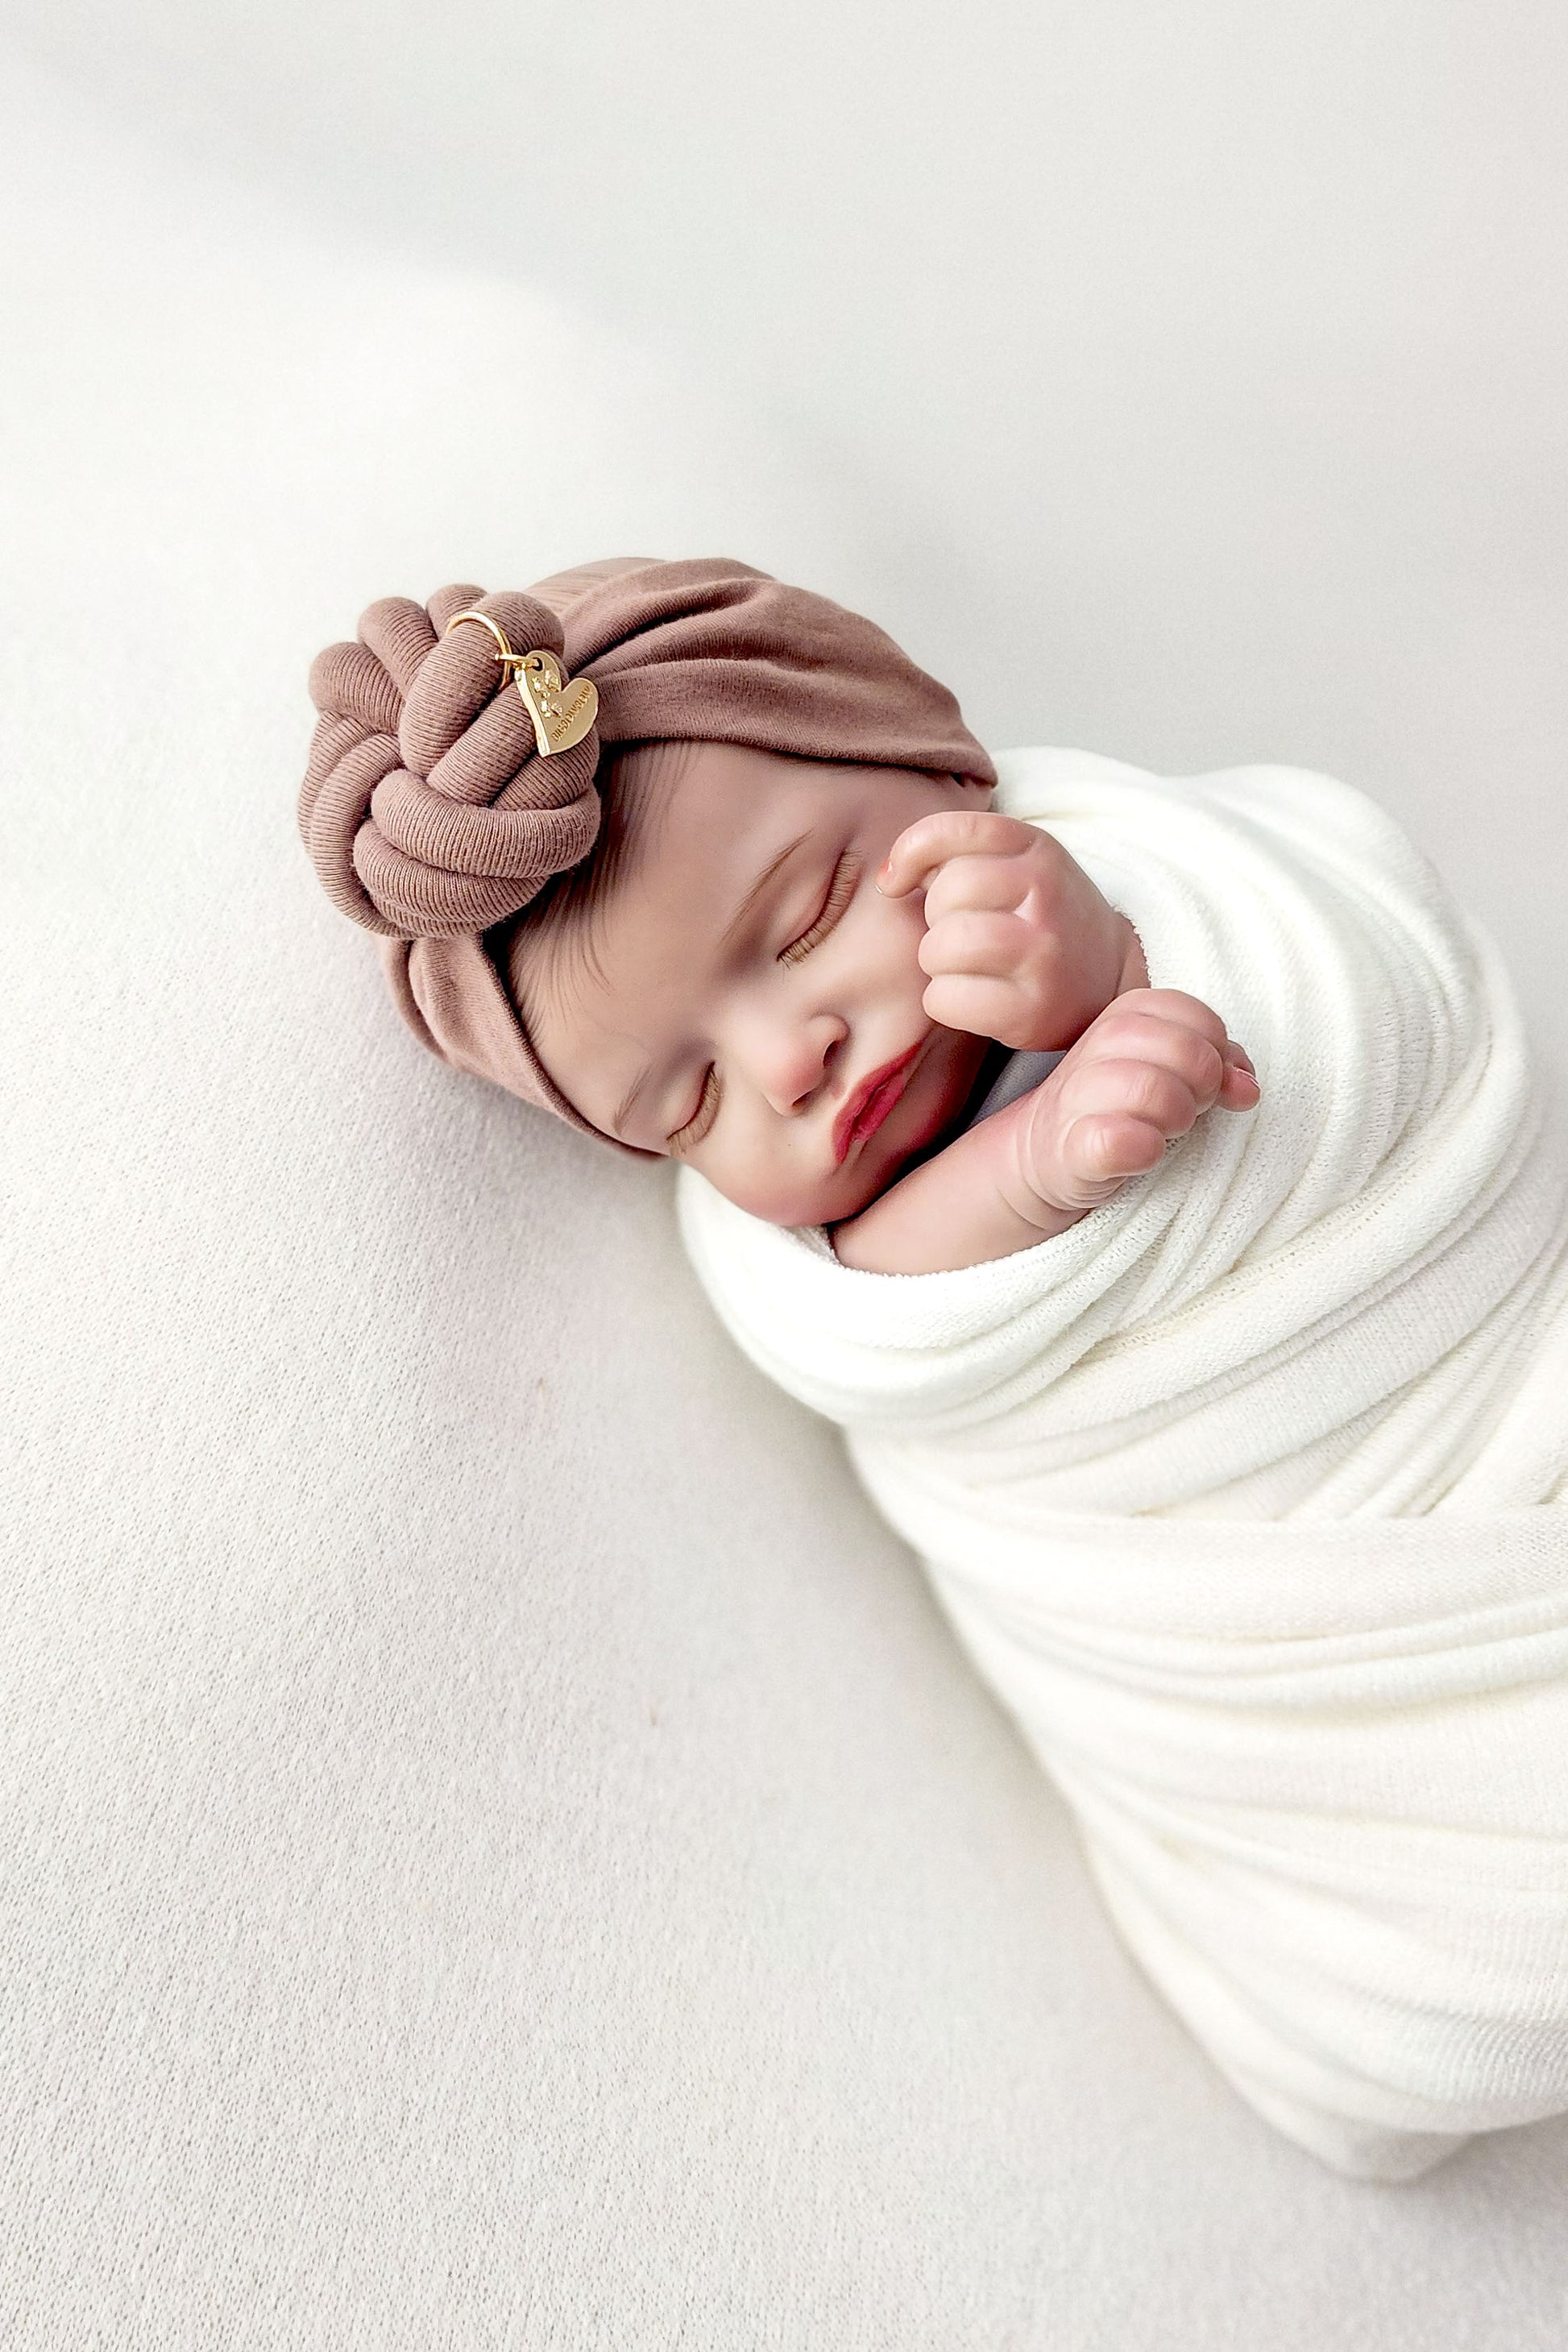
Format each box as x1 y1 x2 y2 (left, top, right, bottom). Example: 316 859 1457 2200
3 9 1566 2349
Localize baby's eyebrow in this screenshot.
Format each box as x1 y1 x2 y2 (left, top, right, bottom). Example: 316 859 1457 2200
718 830 814 955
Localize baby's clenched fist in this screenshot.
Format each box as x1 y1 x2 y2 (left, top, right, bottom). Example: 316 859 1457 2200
878 807 1147 1051
1006 989 1260 1224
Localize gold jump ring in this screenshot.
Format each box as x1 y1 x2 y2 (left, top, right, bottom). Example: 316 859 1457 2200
442 606 599 761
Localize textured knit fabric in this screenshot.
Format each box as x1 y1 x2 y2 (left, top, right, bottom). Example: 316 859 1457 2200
298 558 995 1141
678 745 1568 2181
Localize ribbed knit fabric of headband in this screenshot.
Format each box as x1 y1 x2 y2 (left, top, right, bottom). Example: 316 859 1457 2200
298 556 998 1148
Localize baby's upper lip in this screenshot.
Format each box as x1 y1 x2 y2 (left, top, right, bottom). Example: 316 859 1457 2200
832 1038 926 1167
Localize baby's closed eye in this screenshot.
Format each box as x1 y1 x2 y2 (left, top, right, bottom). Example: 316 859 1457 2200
669 1064 720 1154
779 853 859 965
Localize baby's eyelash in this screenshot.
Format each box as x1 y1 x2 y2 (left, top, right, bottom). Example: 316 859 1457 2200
779 853 859 965
668 1064 720 1155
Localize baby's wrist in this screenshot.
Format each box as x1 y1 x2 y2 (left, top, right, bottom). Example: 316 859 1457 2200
992 1091 1091 1239
1029 909 1147 1054
1012 1188 1089 1241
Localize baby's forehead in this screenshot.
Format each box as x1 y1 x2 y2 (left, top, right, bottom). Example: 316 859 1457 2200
603 740 850 881
619 738 845 815
517 749 845 1008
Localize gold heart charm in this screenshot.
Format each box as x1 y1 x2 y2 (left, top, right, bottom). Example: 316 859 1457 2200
513 648 599 759
444 608 599 759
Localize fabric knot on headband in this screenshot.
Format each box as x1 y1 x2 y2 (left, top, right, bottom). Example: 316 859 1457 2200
301 583 603 942
297 556 997 1143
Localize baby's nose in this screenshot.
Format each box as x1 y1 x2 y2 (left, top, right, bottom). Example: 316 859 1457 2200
753 1016 846 1117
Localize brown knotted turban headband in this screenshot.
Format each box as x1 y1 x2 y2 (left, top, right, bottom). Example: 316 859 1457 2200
298 556 997 1149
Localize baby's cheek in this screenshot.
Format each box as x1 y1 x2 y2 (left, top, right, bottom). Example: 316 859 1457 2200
854 890 931 1009
701 1134 866 1230
889 886 932 960
695 1135 815 1228
746 1172 846 1228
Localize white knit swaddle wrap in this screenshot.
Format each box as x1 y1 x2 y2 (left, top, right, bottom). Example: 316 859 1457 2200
678 748 1568 2180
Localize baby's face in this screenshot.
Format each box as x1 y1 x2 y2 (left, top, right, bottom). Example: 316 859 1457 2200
513 741 996 1225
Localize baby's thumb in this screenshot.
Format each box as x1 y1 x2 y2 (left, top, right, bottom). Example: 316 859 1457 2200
1219 1040 1261 1108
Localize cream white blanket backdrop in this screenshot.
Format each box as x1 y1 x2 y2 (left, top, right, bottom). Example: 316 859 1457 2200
5 15 1568 2351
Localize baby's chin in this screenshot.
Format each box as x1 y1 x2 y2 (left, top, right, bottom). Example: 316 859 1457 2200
711 1168 888 1230
697 1152 885 1230
737 1160 894 1230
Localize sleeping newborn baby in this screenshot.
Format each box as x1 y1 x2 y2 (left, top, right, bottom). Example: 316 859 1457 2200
301 557 1568 2184
508 736 1260 1270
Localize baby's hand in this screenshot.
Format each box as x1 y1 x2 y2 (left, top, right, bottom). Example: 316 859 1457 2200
878 808 1147 1052
1007 989 1260 1222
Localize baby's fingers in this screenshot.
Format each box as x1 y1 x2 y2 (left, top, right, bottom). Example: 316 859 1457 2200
918 909 1035 980
1076 997 1261 1114
1070 1055 1208 1144
920 971 1036 1047
878 808 1039 900
1060 1114 1168 1196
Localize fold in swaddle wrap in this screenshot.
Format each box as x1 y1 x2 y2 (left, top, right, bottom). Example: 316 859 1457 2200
678 746 1568 2181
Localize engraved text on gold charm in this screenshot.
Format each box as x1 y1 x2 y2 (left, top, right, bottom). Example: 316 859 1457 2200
515 649 599 759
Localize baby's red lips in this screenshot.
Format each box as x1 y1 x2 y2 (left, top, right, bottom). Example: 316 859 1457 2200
832 1041 924 1167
